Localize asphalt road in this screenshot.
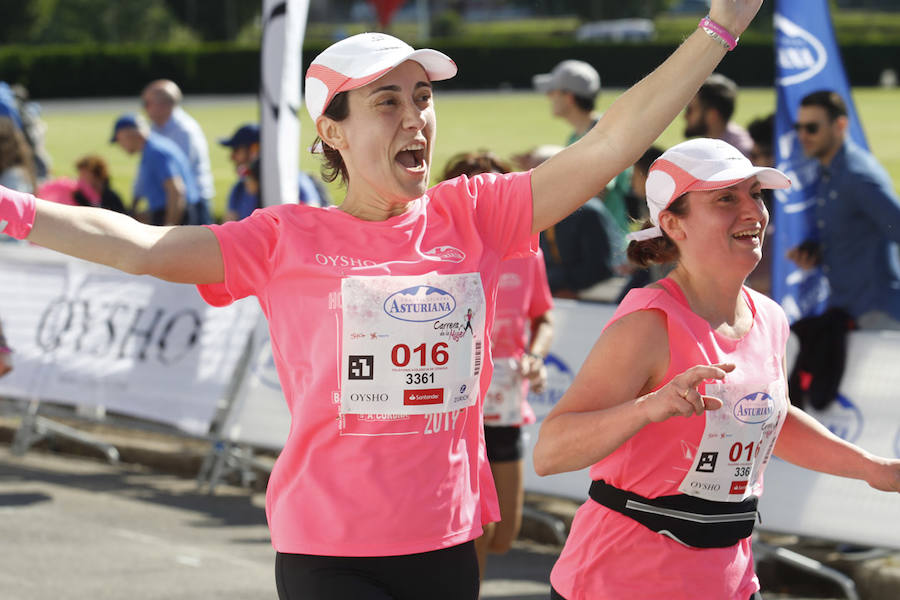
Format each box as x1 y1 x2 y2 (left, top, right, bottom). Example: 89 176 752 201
0 446 846 600
0 446 557 600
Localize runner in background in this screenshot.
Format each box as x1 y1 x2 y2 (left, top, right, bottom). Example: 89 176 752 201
0 3 766 597
0 317 12 377
534 139 900 600
441 151 554 580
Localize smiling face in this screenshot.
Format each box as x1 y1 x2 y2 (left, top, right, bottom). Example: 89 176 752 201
661 177 769 275
318 60 436 213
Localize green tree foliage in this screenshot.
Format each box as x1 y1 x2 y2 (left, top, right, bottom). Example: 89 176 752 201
164 0 261 41
20 0 197 45
0 0 48 43
519 0 677 19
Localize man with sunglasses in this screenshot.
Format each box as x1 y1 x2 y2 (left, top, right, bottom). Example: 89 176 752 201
788 90 900 329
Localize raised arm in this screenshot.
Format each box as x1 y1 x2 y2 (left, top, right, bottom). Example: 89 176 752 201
3 186 223 285
531 0 763 233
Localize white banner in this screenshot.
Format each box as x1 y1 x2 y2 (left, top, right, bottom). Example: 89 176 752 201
260 0 308 207
214 296 900 548
758 331 900 549
0 244 259 435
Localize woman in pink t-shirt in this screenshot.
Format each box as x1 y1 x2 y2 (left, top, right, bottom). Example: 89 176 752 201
534 139 900 600
2 4 768 597
442 151 555 578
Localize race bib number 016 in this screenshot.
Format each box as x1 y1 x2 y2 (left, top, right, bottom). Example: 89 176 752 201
678 378 787 502
340 273 486 415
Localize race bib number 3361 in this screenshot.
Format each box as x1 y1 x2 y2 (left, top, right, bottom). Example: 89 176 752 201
340 273 486 415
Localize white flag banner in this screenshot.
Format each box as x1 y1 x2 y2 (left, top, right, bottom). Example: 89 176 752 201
0 244 260 435
260 0 309 207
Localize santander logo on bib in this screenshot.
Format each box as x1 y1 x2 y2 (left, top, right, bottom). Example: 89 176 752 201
733 392 775 424
423 245 466 263
384 285 456 322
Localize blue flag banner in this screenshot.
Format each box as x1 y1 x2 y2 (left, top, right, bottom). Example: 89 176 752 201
772 0 868 321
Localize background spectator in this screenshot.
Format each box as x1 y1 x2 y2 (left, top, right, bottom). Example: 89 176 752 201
142 79 215 216
220 123 328 222
788 90 900 329
684 73 754 157
533 59 632 235
0 116 37 193
747 112 776 168
111 113 206 226
10 83 51 182
74 155 126 213
515 145 622 299
616 145 670 301
746 113 776 296
0 317 11 378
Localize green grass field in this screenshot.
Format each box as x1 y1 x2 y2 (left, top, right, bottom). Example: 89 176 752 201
40 87 900 220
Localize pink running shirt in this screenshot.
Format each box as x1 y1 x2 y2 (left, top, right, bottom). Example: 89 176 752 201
486 251 553 425
550 278 789 600
197 171 536 556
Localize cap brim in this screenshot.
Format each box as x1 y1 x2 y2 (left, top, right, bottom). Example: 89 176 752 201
704 166 791 191
405 48 457 82
532 73 554 92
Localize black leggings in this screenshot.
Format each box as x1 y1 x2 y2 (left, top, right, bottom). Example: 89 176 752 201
275 541 479 600
551 586 763 599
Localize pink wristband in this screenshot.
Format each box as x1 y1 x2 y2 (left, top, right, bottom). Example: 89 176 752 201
698 16 739 51
0 185 37 240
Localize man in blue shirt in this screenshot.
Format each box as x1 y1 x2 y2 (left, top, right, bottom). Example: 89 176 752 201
111 114 208 226
219 123 329 221
788 90 900 329
141 80 215 217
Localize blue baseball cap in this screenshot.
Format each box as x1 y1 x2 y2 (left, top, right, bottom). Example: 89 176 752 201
110 113 139 143
219 124 259 148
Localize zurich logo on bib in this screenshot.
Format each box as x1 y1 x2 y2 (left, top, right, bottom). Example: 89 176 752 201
384 285 456 322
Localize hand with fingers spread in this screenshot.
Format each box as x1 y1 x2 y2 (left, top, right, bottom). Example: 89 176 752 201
637 363 736 423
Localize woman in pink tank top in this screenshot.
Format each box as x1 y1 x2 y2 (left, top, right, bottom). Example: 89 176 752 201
534 139 900 600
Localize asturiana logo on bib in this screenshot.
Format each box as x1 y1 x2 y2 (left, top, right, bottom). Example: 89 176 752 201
774 15 828 86
384 285 456 322
733 392 775 424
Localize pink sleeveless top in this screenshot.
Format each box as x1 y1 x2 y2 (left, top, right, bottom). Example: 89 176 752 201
550 278 789 600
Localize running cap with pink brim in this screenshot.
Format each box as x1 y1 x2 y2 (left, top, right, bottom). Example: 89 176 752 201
627 137 791 242
304 32 458 121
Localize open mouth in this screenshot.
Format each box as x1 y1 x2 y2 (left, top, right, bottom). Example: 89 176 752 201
395 143 426 171
732 228 762 243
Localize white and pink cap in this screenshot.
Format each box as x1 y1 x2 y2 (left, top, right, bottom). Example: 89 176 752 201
627 138 791 242
304 32 458 121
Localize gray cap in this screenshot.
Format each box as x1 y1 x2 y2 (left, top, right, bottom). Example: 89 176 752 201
532 60 600 99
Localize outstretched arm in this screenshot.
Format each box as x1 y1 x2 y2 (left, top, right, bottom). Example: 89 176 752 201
531 0 763 233
4 187 223 285
774 405 900 493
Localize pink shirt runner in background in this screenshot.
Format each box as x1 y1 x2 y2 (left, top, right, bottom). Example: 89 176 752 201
550 278 789 600
197 171 536 557
488 251 553 425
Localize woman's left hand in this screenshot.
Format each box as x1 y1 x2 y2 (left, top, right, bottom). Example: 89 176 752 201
865 457 900 493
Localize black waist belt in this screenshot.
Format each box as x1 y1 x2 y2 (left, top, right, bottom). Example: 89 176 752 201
588 479 758 548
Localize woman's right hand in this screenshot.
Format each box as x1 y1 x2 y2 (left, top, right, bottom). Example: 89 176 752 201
636 363 735 423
